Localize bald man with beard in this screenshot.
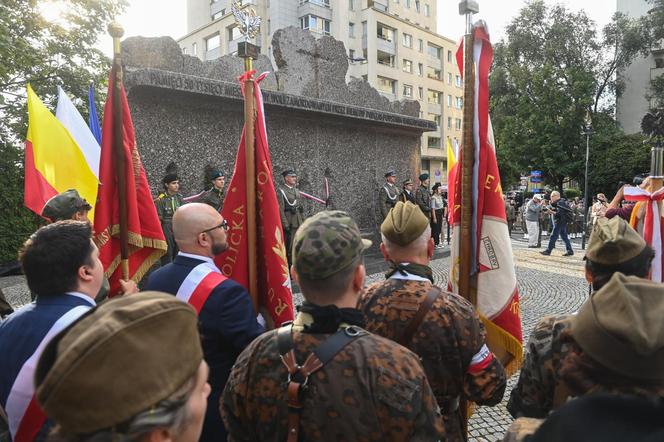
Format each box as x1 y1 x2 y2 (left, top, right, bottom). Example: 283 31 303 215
145 203 264 442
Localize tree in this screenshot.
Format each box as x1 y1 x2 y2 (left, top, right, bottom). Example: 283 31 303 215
491 1 651 191
0 0 126 264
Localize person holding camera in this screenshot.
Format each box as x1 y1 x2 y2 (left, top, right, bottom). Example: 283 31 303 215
606 175 650 222
540 191 574 257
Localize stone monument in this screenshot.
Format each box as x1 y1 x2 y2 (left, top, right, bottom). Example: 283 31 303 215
121 26 436 239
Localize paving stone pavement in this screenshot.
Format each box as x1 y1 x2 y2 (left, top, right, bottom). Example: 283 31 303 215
2 234 588 441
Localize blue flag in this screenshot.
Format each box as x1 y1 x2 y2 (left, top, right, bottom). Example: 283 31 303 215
88 83 102 144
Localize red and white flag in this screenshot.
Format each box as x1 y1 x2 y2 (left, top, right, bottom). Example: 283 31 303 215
449 23 523 375
215 71 295 326
624 186 664 282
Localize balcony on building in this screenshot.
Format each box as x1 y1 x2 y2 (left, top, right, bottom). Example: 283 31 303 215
427 136 441 149
368 0 388 12
369 22 396 55
377 50 395 68
298 0 333 23
300 14 332 36
377 75 397 100
205 34 221 60
427 43 443 70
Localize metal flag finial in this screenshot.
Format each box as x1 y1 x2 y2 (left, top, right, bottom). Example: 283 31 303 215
231 1 261 42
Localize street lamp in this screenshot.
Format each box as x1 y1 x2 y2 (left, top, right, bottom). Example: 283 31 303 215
581 110 594 250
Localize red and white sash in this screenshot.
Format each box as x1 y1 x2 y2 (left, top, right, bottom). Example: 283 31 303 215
6 305 92 442
624 186 664 282
176 262 227 313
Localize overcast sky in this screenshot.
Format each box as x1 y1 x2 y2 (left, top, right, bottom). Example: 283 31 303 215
93 0 616 56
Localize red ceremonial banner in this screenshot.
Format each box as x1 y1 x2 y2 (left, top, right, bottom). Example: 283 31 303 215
93 74 167 294
215 71 295 326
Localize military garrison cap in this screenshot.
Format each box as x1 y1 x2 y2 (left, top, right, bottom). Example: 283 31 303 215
571 273 664 382
35 292 203 434
210 169 225 180
282 169 297 177
385 168 396 178
293 210 371 280
381 201 429 246
41 189 92 221
585 217 646 265
402 179 413 186
419 173 429 181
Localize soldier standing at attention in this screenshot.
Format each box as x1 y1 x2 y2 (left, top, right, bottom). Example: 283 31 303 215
415 173 432 220
221 210 445 441
359 201 506 441
155 172 184 264
200 170 226 212
378 168 400 221
277 169 304 266
400 178 416 203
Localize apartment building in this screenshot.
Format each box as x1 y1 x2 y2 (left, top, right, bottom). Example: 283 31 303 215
616 0 664 134
178 0 464 180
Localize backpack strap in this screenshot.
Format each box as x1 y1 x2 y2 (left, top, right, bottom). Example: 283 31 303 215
277 324 368 442
398 286 440 347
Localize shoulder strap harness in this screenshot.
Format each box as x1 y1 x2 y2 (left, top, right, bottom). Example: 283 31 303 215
397 286 440 346
277 324 368 442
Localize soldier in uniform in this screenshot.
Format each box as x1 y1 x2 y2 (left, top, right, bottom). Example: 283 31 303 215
41 189 92 222
155 172 184 264
378 168 400 221
415 173 432 220
221 210 445 441
504 272 664 441
359 201 506 441
199 169 226 212
400 178 416 203
508 216 655 419
277 169 304 266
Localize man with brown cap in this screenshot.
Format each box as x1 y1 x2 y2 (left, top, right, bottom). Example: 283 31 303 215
504 272 664 440
221 210 445 441
358 201 506 441
378 168 400 221
34 292 210 442
508 216 656 419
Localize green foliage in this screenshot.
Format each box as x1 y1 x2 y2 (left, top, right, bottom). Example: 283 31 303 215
648 75 664 110
491 1 651 191
563 188 581 199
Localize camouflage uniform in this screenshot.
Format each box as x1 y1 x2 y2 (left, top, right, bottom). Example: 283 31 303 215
360 277 507 441
199 187 225 212
154 192 184 263
378 183 400 220
501 417 544 442
415 185 432 219
220 311 445 442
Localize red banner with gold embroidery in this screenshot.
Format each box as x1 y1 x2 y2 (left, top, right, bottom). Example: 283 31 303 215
215 71 295 326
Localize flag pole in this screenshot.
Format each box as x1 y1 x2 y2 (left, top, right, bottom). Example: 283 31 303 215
235 2 262 312
459 1 479 307
108 22 129 280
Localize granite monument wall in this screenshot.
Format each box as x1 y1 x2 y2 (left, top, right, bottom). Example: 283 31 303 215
122 27 436 236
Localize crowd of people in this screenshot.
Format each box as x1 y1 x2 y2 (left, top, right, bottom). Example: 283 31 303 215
1 168 663 442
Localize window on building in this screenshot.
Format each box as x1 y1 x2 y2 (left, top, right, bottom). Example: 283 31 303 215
455 96 463 109
212 11 223 20
656 57 664 68
206 34 220 51
192 42 198 56
300 15 331 35
447 72 452 84
267 19 271 34
428 137 441 149
377 76 397 94
349 49 355 59
418 86 423 99
447 49 452 62
377 51 395 67
447 94 452 107
228 25 242 41
182 47 188 54
455 118 462 130
455 75 462 87
424 3 430 16
405 0 410 8
418 63 423 76
415 0 420 12
403 33 413 48
433 114 441 127
427 89 441 104
427 66 442 80
377 23 394 41
402 59 413 73
447 116 452 129
300 0 330 7
362 21 367 37
349 22 355 38
427 43 441 59
418 39 424 52
403 84 413 97
349 0 354 9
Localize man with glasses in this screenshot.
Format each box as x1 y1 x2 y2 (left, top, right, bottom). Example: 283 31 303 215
145 203 264 442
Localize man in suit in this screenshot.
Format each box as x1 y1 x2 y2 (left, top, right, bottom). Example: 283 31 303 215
0 221 104 441
145 203 264 442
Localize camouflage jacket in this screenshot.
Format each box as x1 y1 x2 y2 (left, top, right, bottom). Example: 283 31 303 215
415 186 432 218
199 187 224 212
378 183 400 220
154 192 184 222
501 417 544 442
359 277 507 442
507 314 574 418
221 311 445 442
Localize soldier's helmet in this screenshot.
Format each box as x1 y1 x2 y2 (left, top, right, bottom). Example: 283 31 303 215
41 189 92 222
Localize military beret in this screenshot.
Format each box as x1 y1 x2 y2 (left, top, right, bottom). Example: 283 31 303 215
162 173 179 185
41 189 92 221
571 273 664 382
381 201 429 246
35 292 203 434
293 210 371 280
385 168 396 178
585 217 646 265
210 170 225 180
419 173 429 181
282 169 297 177
402 179 413 186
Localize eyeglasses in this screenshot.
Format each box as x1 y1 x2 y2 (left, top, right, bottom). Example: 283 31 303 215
200 220 229 234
